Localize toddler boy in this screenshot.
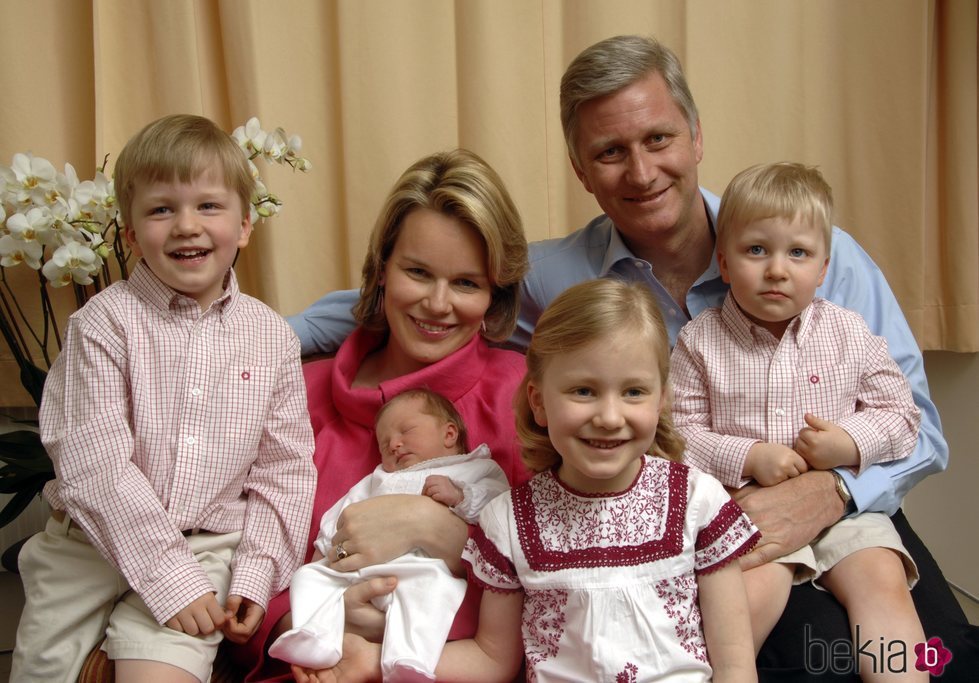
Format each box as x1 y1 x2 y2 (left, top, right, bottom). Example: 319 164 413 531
11 114 316 683
671 162 927 679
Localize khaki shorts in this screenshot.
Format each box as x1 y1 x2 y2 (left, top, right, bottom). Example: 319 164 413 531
778 512 918 589
13 512 240 683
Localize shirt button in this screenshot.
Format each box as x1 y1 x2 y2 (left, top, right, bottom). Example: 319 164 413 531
774 408 786 417
185 436 197 446
191 387 201 397
634 260 644 269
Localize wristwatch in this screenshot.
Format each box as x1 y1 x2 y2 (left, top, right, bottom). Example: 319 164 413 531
832 471 855 518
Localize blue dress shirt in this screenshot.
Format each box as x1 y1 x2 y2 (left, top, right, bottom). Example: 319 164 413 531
288 188 948 516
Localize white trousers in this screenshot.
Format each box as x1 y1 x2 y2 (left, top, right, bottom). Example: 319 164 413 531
269 553 466 681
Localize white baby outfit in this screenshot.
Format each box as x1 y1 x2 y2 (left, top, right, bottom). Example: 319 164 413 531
269 444 508 681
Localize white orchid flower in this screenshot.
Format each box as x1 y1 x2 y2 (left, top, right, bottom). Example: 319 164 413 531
3 153 57 208
232 117 268 157
41 240 100 286
0 234 44 269
6 207 54 242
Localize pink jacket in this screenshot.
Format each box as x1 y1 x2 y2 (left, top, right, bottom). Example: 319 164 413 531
237 327 529 680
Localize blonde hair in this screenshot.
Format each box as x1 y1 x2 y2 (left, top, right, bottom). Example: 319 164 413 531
352 149 528 342
515 279 685 472
376 388 469 453
113 114 254 229
717 162 834 249
561 35 699 166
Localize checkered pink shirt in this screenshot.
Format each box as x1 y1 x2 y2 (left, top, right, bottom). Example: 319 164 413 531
40 262 315 623
671 295 920 488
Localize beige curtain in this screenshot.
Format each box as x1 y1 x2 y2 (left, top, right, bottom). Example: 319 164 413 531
1 0 976 407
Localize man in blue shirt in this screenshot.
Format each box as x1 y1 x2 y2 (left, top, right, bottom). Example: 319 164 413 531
291 34 976 678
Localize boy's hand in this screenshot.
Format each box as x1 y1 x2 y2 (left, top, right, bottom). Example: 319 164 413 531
744 442 809 486
794 413 859 470
222 594 265 643
165 592 226 636
291 633 382 683
423 474 464 507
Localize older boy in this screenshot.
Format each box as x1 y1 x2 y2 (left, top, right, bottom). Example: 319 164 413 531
11 114 316 683
671 162 926 679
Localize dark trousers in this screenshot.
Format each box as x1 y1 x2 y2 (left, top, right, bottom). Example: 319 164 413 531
756 510 979 681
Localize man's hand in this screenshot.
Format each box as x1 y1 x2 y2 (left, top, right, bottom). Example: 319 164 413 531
744 442 809 486
423 474 464 507
794 413 859 470
165 592 226 636
291 633 383 683
222 594 265 644
732 470 843 571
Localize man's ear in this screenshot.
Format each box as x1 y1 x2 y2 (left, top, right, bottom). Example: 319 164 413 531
443 423 459 450
527 381 547 427
693 118 704 164
570 154 594 195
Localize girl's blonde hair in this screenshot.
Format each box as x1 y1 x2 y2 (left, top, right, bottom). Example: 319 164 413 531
351 149 528 342
515 279 685 472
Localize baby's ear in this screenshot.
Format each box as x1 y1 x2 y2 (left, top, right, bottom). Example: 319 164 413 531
443 423 459 449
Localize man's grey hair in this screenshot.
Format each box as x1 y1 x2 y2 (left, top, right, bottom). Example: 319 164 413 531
560 35 699 165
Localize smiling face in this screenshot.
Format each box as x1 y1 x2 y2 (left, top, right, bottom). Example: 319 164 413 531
376 395 460 472
570 72 704 255
125 166 251 310
378 208 493 377
718 214 829 338
527 329 666 494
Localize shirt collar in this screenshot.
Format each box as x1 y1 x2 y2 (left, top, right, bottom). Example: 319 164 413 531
721 291 816 347
599 190 723 286
331 328 492 428
128 259 238 320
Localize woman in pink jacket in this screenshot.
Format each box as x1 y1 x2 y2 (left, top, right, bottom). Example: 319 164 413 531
236 149 531 681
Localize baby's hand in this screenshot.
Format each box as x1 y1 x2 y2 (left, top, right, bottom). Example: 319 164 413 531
291 633 382 682
165 592 226 636
222 594 265 644
745 442 809 486
794 414 859 470
423 474 464 507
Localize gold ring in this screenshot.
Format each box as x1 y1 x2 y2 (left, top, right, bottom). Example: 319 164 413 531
335 543 349 560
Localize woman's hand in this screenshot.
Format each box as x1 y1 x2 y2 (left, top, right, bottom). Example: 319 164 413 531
343 576 398 642
290 633 382 683
329 494 469 574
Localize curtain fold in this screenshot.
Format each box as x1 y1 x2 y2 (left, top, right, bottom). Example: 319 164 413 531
1 0 976 406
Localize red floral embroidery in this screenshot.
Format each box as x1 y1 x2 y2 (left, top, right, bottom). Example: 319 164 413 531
513 459 689 571
655 575 708 662
524 589 569 678
615 662 639 683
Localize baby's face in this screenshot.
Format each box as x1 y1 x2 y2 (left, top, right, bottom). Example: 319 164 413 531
376 397 458 472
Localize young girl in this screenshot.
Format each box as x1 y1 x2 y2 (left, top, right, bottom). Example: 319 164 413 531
312 279 760 683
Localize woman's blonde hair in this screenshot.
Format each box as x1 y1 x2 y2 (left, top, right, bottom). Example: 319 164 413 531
352 149 528 342
114 114 254 229
515 279 685 473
